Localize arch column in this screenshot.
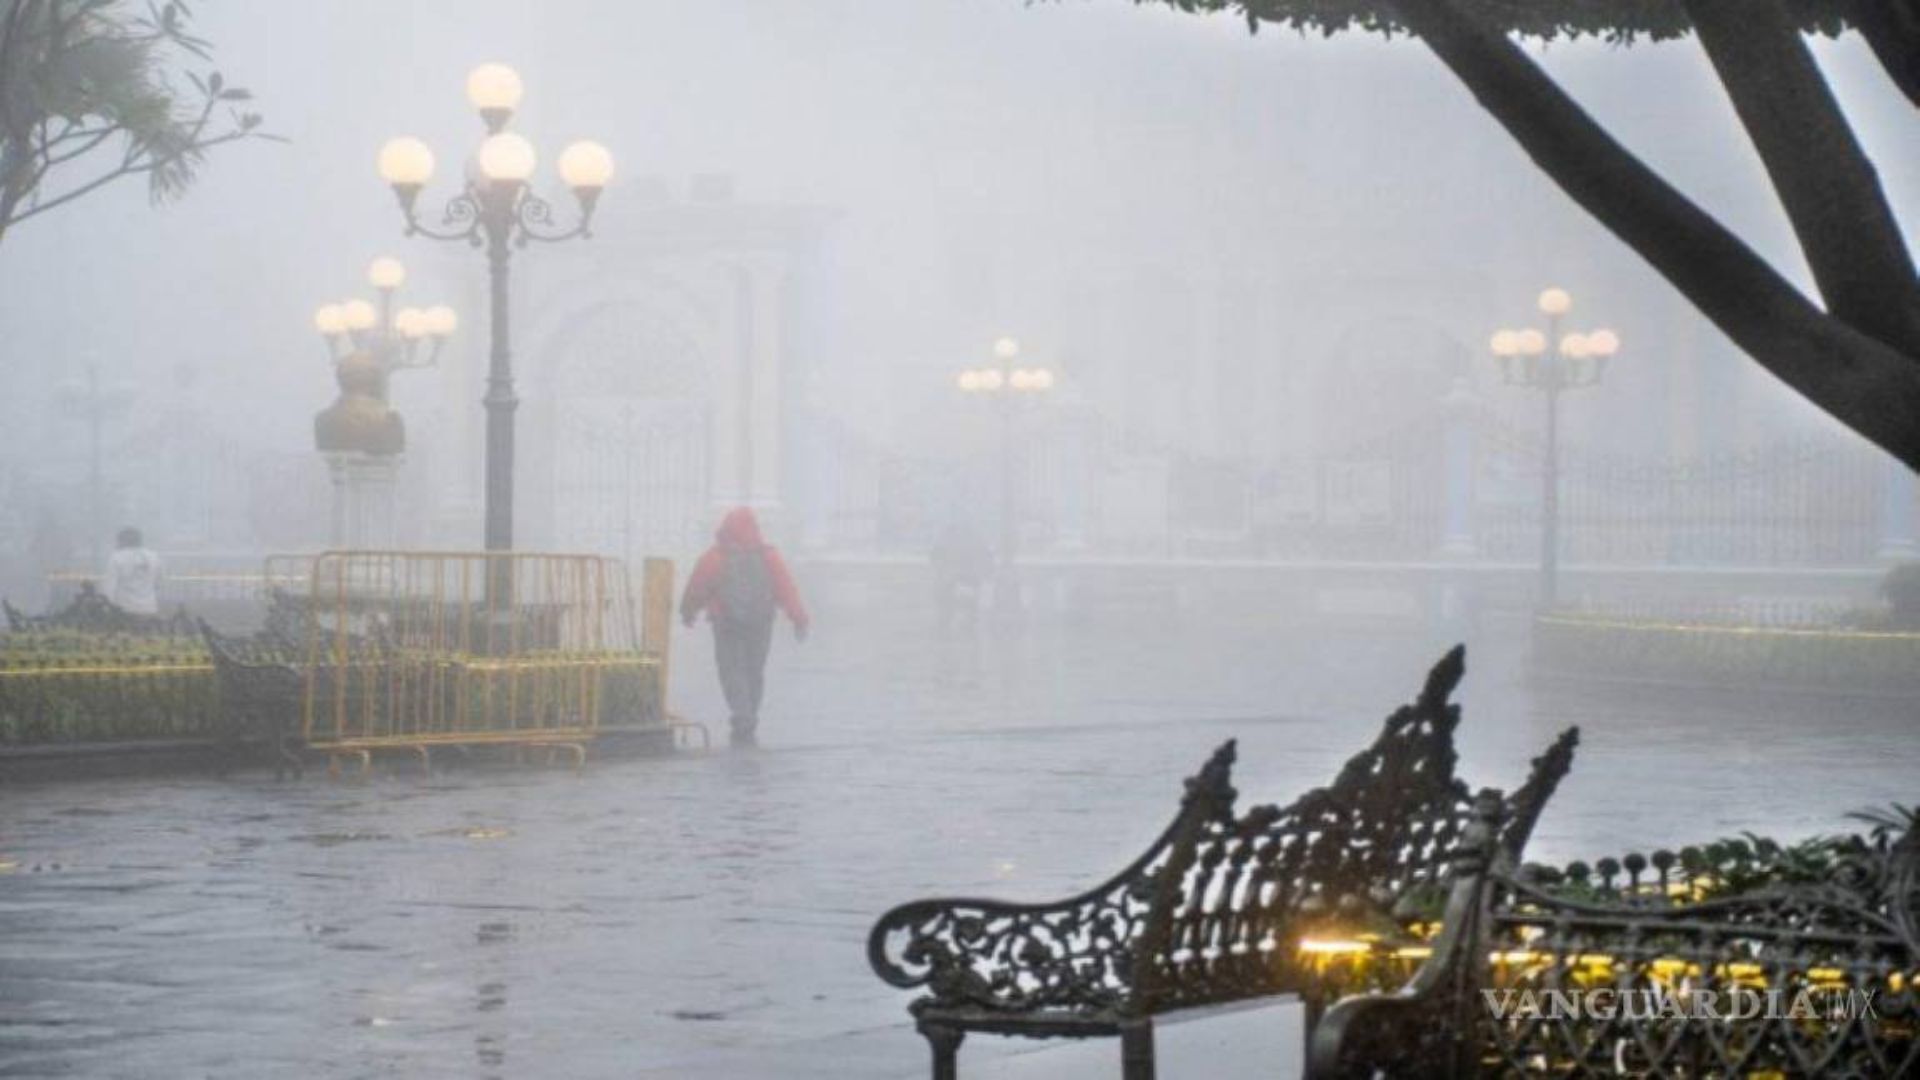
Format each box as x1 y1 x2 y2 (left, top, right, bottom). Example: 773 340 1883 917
715 255 792 527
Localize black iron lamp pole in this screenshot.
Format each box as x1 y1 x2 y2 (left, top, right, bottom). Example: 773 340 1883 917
1489 288 1620 612
376 63 612 557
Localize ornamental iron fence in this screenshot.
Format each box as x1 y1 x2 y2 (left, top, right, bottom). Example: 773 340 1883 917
809 406 1895 568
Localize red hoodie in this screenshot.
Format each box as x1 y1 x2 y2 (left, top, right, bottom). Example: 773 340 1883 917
679 507 809 629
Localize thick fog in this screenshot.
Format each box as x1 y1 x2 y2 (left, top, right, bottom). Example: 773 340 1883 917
3 0 1915 583
7 7 1920 1076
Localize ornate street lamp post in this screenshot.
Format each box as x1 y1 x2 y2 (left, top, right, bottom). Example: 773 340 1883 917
376 63 612 557
313 255 458 384
1489 288 1620 611
310 257 458 548
958 336 1055 611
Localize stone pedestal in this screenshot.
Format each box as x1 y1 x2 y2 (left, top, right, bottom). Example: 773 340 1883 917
326 453 402 550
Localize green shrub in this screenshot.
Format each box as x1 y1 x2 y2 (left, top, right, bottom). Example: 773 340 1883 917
1882 563 1920 628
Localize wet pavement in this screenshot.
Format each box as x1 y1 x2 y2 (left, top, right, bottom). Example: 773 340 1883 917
3 607 1916 1078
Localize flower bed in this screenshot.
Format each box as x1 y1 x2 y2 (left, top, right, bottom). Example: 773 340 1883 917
0 631 665 745
1533 612 1920 693
0 632 221 743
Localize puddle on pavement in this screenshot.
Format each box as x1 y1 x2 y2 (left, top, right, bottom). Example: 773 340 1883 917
290 831 391 846
0 859 65 873
475 921 515 944
424 826 514 840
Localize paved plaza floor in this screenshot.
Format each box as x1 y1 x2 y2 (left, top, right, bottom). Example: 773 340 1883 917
3 609 1916 1077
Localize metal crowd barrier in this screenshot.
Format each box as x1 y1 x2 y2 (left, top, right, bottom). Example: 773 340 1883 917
299 551 672 773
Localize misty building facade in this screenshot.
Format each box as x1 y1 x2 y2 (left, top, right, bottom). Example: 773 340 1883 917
404 175 836 567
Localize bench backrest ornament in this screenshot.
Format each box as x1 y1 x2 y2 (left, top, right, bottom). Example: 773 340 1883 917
1313 802 1920 1077
5 585 194 637
868 646 1580 1027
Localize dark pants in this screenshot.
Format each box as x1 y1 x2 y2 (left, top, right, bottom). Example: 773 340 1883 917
713 617 775 741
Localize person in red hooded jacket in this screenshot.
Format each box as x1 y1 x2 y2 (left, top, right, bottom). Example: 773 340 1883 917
680 507 809 745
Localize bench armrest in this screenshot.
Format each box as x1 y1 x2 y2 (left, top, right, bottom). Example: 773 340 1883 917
1307 877 1485 1077
1307 789 1503 1080
868 740 1243 1015
1309 992 1464 1079
867 883 1154 1014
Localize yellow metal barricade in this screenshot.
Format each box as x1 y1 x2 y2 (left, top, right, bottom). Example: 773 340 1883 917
299 551 668 770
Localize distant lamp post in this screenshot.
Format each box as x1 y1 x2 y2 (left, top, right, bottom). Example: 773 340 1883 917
377 62 611 556
957 336 1055 610
310 257 458 549
55 366 135 569
1489 288 1620 610
312 255 458 387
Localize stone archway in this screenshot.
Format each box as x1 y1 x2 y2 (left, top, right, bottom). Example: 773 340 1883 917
539 288 717 564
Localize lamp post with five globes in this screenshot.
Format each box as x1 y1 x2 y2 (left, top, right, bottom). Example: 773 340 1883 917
1489 287 1621 611
376 63 612 556
309 257 458 548
312 255 458 385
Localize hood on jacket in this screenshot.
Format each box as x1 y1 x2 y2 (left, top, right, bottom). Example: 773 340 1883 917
716 506 766 549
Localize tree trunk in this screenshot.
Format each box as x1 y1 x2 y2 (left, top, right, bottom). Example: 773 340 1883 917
1388 0 1920 473
1687 0 1920 358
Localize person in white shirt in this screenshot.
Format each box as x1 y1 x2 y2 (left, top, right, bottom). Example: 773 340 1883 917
103 527 162 616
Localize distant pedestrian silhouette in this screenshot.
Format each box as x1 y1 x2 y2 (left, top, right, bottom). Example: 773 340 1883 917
680 508 809 746
102 526 161 616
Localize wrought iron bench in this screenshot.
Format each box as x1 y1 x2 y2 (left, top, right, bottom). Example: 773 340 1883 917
5 584 195 637
199 620 307 779
867 646 1580 1079
1308 802 1920 1078
202 616 608 779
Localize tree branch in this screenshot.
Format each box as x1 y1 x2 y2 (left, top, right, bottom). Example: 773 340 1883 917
4 127 248 227
1387 0 1920 471
41 127 118 167
1848 0 1920 109
0 0 274 241
1686 0 1920 357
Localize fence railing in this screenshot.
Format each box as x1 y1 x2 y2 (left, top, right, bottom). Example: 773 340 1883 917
3 553 679 751
811 408 1901 568
1476 422 1884 567
299 551 656 759
45 553 308 623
